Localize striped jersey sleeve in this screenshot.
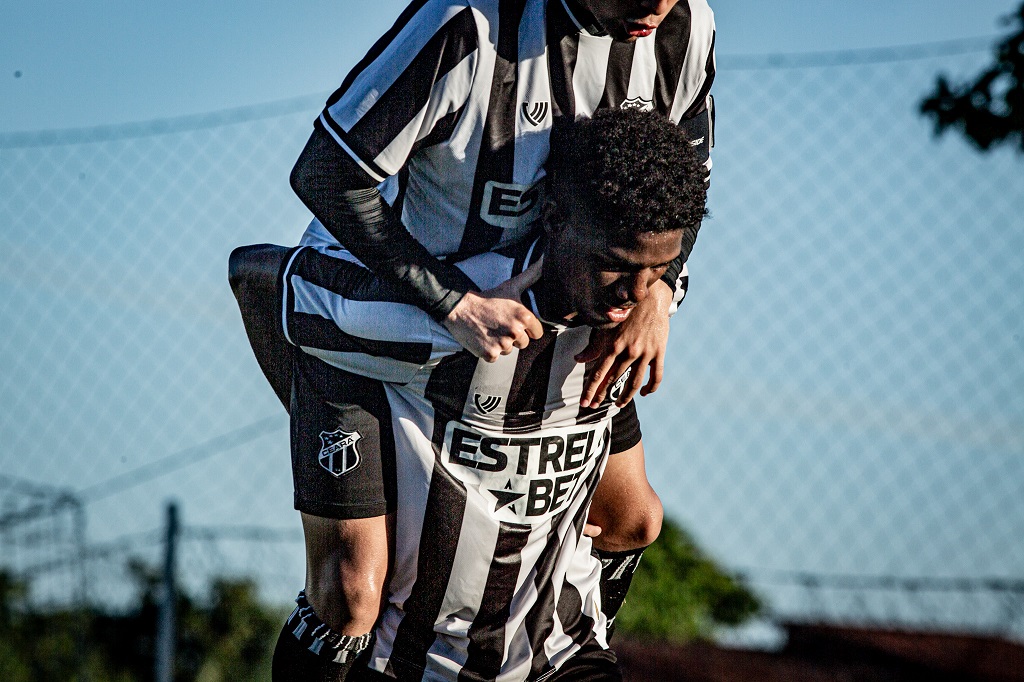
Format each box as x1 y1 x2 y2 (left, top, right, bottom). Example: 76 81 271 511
282 243 526 382
319 0 482 182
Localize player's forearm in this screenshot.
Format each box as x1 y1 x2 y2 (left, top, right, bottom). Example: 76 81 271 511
290 126 477 320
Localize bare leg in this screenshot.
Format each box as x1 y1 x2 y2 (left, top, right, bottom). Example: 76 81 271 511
587 440 662 630
588 440 663 552
301 512 393 635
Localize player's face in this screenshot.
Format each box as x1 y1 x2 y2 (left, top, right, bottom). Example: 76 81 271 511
578 0 680 42
545 207 682 328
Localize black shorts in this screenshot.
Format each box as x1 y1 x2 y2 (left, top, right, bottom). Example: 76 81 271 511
290 348 641 521
290 349 398 519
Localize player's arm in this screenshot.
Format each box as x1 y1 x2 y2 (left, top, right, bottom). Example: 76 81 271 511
291 0 541 360
291 128 542 361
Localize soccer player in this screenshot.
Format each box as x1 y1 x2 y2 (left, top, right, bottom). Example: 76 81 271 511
254 108 708 681
232 0 715 678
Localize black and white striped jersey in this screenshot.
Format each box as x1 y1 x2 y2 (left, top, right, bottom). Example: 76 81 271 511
302 0 716 260
281 242 685 680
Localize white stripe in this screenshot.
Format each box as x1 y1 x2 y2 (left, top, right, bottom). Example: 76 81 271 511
669 0 716 122
626 31 658 105
572 33 612 118
281 246 306 346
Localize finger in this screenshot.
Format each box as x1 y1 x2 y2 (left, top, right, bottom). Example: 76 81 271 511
589 359 627 407
580 353 617 408
640 354 665 397
583 523 602 538
523 312 544 340
512 329 531 350
617 358 649 407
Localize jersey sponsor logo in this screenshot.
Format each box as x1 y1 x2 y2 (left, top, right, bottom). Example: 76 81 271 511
607 367 632 402
480 181 542 229
687 136 706 147
521 101 549 127
318 428 362 478
621 96 654 112
474 394 502 414
442 422 602 519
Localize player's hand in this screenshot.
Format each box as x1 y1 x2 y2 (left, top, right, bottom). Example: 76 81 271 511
576 279 673 408
443 259 544 362
583 523 602 538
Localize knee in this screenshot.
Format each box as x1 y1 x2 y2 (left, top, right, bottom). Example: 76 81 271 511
627 488 663 548
228 243 286 299
306 551 387 633
598 487 663 551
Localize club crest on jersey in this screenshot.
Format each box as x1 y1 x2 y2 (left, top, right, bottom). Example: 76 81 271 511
608 368 632 402
318 428 362 478
474 394 502 414
620 96 654 112
521 101 549 127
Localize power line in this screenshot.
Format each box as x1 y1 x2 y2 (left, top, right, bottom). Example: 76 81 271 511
0 93 326 149
720 35 997 70
76 415 286 504
0 35 999 148
738 567 1024 594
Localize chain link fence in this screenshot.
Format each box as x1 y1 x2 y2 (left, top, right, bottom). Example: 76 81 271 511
1 41 1022 648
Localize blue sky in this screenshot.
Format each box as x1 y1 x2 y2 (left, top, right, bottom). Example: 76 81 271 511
1 1 1020 131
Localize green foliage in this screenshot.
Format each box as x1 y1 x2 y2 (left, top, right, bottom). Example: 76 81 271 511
0 566 281 682
615 517 760 643
920 3 1024 152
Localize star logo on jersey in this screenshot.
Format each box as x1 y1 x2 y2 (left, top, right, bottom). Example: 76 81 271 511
521 101 549 127
620 96 654 112
317 428 362 478
607 368 632 403
474 394 502 414
489 480 525 513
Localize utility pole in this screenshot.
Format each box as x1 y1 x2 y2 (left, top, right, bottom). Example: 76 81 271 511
154 501 179 682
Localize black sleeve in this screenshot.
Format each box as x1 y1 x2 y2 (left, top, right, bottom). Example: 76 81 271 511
290 124 479 321
609 401 642 455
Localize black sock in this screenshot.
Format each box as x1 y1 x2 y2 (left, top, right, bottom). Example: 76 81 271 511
271 591 372 682
594 546 648 639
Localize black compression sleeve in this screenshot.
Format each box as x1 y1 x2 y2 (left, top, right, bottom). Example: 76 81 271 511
290 125 478 320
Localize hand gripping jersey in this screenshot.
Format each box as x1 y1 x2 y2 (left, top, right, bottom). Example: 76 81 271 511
281 241 685 681
302 0 716 262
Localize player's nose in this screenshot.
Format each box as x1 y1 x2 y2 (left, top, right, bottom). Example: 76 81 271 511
616 272 649 304
637 0 674 17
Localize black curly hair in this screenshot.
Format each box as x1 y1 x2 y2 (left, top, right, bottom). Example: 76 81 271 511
546 108 708 256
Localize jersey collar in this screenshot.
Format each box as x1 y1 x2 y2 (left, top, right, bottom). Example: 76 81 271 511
556 0 607 37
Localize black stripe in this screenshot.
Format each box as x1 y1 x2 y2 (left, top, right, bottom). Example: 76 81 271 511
290 247 410 304
652 1 692 115
459 523 533 682
599 41 635 110
526 461 603 678
327 0 433 108
388 353 479 677
289 311 432 364
456 0 528 258
546 1 579 120
328 8 478 167
503 332 557 432
681 30 716 120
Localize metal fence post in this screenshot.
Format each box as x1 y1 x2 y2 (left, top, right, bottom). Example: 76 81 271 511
154 501 179 682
